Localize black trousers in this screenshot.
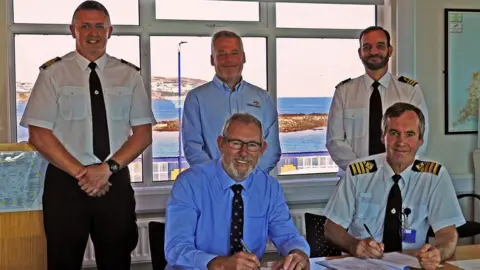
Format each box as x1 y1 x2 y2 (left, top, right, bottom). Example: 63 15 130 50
42 164 138 270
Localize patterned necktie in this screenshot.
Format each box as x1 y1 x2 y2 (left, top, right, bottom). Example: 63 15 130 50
88 62 110 161
369 80 385 155
230 184 244 255
382 174 403 252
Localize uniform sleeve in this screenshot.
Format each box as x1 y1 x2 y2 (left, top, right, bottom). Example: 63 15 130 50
129 72 157 126
165 173 217 268
323 166 357 229
268 180 310 257
182 91 212 166
256 93 281 173
427 168 466 232
326 86 358 171
410 84 429 157
20 69 58 130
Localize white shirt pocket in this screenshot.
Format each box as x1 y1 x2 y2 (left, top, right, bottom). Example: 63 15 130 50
343 108 366 139
107 87 133 121
58 86 88 121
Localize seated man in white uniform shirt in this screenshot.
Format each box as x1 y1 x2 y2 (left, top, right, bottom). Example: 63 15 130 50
324 102 465 270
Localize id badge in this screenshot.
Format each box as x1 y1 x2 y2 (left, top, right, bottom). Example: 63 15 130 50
402 228 416 243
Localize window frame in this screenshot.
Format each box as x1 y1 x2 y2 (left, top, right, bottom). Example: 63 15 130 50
5 0 388 209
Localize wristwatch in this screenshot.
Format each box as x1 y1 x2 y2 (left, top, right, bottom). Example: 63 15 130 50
106 159 120 174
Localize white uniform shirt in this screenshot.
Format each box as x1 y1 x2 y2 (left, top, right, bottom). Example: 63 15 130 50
326 72 429 174
324 154 465 250
20 51 156 165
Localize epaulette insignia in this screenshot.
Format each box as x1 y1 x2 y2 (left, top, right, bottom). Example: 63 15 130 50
335 78 352 88
39 57 62 70
121 59 140 71
398 76 418 86
412 160 441 175
349 160 377 176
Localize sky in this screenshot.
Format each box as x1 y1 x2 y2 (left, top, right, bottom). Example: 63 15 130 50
13 0 374 97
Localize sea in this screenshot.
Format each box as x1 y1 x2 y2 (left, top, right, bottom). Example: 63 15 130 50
17 97 332 157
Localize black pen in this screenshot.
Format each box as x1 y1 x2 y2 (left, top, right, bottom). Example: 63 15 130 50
363 224 375 240
364 224 383 257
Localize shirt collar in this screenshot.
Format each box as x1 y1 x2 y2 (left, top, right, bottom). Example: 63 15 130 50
212 75 244 92
363 72 392 91
381 155 414 185
215 159 252 195
74 51 107 72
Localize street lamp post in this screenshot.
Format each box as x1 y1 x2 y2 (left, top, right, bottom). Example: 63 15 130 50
177 41 187 172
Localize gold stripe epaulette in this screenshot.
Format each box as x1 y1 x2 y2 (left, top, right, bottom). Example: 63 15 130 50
412 160 441 175
398 76 418 86
349 160 377 176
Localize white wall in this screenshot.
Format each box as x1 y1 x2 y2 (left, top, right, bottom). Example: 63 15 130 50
415 0 479 175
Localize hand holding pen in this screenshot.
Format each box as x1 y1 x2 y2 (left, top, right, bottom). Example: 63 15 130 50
350 224 384 259
241 239 261 270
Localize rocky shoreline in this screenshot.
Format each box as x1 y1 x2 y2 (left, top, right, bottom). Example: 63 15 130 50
152 113 328 133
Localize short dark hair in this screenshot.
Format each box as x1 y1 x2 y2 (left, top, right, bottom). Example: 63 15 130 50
382 102 426 140
211 30 244 54
359 26 391 47
71 0 111 25
221 113 263 142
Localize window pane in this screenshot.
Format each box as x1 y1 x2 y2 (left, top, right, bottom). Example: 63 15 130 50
15 34 141 181
13 0 138 24
150 36 266 181
276 3 375 29
277 38 365 175
155 0 259 21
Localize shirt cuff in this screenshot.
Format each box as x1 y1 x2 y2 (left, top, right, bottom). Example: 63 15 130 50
19 118 54 130
131 116 157 126
194 252 218 269
431 216 466 233
281 240 311 257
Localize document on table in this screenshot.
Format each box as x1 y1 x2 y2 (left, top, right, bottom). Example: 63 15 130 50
447 259 480 270
314 252 422 270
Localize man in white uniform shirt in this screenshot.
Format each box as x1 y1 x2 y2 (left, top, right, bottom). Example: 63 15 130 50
20 1 156 269
326 26 429 176
324 103 464 270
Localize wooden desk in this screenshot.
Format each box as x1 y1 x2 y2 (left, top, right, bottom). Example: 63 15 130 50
442 245 480 269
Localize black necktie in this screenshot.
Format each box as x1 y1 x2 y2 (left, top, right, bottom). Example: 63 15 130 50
230 184 244 255
383 174 402 252
369 80 385 155
88 62 110 161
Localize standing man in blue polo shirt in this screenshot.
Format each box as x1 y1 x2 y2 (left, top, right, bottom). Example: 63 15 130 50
182 30 281 173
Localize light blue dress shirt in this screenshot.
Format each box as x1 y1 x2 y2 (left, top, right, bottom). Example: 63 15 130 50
165 159 309 269
181 76 281 173
324 154 465 250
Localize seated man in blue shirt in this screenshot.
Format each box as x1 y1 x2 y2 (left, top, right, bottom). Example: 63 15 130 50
324 102 465 270
182 30 280 173
166 113 309 270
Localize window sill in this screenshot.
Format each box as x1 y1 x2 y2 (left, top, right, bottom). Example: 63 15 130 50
133 174 474 213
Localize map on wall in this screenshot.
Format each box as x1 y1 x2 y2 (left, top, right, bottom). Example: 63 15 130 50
0 151 47 213
445 9 480 134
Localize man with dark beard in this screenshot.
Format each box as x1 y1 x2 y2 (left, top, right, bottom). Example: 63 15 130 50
165 113 309 270
326 26 429 176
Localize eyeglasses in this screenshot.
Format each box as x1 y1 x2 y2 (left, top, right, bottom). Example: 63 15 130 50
224 138 262 152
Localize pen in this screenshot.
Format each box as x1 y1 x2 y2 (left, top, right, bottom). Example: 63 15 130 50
364 223 383 258
240 239 261 270
363 223 375 240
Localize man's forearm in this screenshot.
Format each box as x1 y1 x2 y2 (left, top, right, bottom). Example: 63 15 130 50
110 124 152 169
28 126 84 177
433 227 458 261
324 219 357 255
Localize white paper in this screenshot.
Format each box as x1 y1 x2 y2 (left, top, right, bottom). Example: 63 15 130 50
447 259 480 270
370 252 422 269
316 257 393 270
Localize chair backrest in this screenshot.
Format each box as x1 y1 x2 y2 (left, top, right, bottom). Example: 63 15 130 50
149 221 167 270
304 212 341 258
